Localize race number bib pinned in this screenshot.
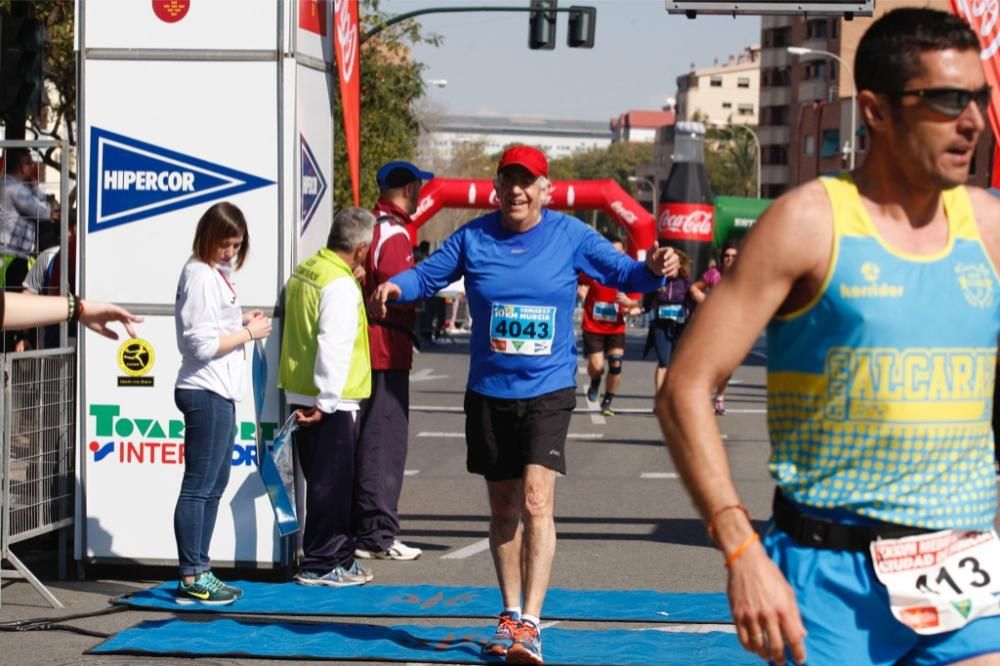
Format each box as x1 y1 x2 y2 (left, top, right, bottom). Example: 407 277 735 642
657 304 686 323
592 301 619 323
489 303 556 355
870 530 1000 635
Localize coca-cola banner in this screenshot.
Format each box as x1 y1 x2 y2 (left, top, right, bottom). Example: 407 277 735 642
950 0 1000 187
657 203 714 242
333 0 361 205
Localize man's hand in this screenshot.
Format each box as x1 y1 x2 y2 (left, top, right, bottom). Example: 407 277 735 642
79 300 144 340
368 281 402 319
645 242 680 278
294 406 324 425
728 547 808 666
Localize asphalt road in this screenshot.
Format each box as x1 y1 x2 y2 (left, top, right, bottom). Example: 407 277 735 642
1 327 774 665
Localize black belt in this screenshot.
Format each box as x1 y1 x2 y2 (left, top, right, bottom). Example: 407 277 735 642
772 489 934 551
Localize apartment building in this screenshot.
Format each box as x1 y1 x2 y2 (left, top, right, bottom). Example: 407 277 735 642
675 45 762 126
759 0 994 198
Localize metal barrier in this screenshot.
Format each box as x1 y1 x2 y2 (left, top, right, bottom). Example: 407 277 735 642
0 348 76 608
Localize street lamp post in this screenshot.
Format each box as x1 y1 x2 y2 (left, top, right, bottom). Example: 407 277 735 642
627 175 658 215
711 120 761 199
787 46 857 170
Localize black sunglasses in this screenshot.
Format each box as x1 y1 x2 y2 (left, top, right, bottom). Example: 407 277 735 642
892 85 991 118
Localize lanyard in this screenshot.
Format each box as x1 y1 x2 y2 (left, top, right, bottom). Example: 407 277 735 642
218 269 237 304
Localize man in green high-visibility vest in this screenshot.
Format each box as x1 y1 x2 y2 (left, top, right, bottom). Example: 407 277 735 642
279 207 376 588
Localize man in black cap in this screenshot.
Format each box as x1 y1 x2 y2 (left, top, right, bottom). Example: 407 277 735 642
353 161 433 562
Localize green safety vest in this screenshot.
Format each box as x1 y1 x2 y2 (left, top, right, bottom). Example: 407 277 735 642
278 248 371 401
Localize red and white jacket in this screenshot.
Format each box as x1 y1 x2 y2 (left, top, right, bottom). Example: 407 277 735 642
364 200 416 370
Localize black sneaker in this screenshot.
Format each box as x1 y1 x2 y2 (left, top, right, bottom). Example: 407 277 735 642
586 377 601 402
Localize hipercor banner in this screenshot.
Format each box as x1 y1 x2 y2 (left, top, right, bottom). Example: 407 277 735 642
333 0 361 205
950 0 1000 187
88 127 273 232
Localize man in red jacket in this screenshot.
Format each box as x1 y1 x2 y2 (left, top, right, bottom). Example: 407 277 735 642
353 161 433 561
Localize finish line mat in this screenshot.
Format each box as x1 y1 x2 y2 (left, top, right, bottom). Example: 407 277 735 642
118 582 732 623
90 617 754 665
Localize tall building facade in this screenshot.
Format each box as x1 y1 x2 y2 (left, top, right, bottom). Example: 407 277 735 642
759 0 994 198
675 45 761 126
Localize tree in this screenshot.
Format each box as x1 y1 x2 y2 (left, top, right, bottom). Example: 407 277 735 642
334 0 440 209
704 121 758 198
0 0 74 173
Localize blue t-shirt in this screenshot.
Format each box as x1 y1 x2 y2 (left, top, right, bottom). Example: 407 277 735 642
391 209 665 399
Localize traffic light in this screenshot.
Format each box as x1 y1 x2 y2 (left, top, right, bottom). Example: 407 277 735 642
528 0 557 50
0 15 45 119
567 6 596 48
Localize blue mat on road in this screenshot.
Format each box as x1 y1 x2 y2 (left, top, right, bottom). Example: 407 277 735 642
118 582 732 623
91 617 753 665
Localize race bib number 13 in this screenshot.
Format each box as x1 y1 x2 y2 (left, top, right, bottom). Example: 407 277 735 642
870 529 1000 635
489 304 556 355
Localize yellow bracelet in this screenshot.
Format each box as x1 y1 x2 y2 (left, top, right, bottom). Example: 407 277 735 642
724 532 760 568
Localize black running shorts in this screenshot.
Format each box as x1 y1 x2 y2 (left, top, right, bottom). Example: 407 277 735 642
464 386 576 480
582 330 626 356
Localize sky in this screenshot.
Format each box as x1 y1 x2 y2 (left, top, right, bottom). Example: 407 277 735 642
379 0 762 122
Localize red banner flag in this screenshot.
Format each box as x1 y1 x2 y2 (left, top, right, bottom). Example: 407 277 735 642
333 0 361 205
299 0 327 36
951 0 1000 187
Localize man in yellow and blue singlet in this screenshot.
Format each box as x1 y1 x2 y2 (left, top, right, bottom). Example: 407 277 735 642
659 8 1000 666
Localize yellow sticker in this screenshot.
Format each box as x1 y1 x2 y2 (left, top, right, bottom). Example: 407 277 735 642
117 338 155 377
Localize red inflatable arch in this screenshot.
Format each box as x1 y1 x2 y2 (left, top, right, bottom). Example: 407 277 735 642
406 178 656 258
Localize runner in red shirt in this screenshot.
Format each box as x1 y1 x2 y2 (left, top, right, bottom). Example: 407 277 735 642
354 161 432 562
580 237 641 416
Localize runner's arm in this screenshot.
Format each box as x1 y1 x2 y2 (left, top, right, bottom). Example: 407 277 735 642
656 182 832 666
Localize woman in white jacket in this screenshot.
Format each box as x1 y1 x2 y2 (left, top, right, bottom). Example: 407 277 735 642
173 202 271 605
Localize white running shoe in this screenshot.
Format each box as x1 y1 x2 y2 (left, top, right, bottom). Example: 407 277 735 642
355 540 422 561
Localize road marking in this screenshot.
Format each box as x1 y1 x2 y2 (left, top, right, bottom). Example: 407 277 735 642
412 405 464 412
724 408 766 414
410 368 449 383
586 395 606 425
404 470 419 476
640 472 679 479
409 405 764 415
418 432 604 440
645 624 737 634
441 537 490 560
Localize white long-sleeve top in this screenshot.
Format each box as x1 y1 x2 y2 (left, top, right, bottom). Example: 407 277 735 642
174 257 247 402
284 275 361 414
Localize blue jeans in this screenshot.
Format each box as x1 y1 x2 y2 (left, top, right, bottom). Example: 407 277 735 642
173 388 235 577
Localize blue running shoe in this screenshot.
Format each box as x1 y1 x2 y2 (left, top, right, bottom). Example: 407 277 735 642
482 611 520 657
507 620 543 664
175 573 237 606
204 571 243 598
586 377 600 403
295 559 373 587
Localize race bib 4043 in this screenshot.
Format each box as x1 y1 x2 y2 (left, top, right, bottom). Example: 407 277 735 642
870 530 1000 635
489 304 556 356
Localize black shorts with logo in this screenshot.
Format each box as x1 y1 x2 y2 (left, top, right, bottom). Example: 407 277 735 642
464 386 576 481
582 330 626 356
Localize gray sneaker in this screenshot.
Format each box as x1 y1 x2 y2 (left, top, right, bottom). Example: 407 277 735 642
295 560 373 588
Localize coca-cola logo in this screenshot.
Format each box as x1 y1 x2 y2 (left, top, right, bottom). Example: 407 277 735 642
956 0 1000 57
415 194 435 219
659 209 713 238
609 201 637 226
334 0 358 83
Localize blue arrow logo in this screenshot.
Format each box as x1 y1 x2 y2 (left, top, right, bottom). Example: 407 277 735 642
88 127 274 232
300 135 328 233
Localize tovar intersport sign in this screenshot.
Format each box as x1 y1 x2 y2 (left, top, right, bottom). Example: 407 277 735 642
88 127 273 232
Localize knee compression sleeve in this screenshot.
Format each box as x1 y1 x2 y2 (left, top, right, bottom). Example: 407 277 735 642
607 355 624 375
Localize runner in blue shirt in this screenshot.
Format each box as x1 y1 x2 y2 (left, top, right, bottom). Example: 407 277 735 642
371 145 679 664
